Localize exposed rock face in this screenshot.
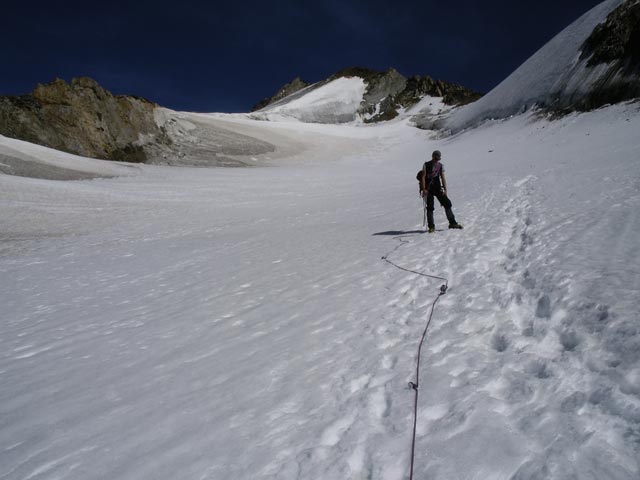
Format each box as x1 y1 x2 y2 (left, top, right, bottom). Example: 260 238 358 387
335 67 481 123
0 77 170 162
0 77 279 168
0 78 276 167
332 67 407 122
251 77 311 112
254 66 482 123
576 0 640 110
582 0 640 68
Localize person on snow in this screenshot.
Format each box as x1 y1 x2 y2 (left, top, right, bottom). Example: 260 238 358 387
419 150 463 233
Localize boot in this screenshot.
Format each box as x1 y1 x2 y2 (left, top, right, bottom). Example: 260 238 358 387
444 207 458 226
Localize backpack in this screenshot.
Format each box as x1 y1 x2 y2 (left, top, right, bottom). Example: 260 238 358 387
416 160 441 193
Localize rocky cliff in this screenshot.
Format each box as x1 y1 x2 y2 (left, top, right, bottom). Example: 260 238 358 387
0 77 171 162
575 0 640 110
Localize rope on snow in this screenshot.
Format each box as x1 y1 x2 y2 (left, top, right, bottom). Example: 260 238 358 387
381 236 448 480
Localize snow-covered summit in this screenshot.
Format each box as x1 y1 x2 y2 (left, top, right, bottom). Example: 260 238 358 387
445 0 632 132
252 67 481 125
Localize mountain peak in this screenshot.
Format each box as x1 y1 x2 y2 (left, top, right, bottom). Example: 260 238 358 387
252 67 481 123
251 77 311 112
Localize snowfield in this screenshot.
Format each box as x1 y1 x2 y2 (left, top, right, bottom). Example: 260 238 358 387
1 101 639 479
251 77 368 124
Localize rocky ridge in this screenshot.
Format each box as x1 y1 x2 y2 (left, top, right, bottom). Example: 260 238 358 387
252 67 482 123
0 77 170 163
251 77 311 112
333 67 482 122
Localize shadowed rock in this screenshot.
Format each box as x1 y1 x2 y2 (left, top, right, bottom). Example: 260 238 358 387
575 0 640 110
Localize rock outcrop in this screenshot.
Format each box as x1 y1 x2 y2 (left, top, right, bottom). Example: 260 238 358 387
251 77 311 112
337 67 481 122
0 77 171 162
575 0 640 110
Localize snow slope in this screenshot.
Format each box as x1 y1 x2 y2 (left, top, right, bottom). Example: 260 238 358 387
251 77 367 124
0 136 141 180
1 101 640 479
445 0 625 132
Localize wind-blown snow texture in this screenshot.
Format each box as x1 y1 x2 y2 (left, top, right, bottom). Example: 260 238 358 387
1 101 640 479
445 0 625 132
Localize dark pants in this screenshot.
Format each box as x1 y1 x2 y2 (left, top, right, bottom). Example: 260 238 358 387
426 190 457 229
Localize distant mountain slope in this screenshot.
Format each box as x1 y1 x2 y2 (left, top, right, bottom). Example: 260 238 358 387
251 77 311 112
252 67 481 124
445 0 639 132
0 79 276 167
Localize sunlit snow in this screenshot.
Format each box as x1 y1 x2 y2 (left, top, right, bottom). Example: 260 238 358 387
252 77 367 124
2 101 639 479
2 1 639 478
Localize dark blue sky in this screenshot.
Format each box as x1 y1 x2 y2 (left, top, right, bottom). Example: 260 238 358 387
2 0 603 112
